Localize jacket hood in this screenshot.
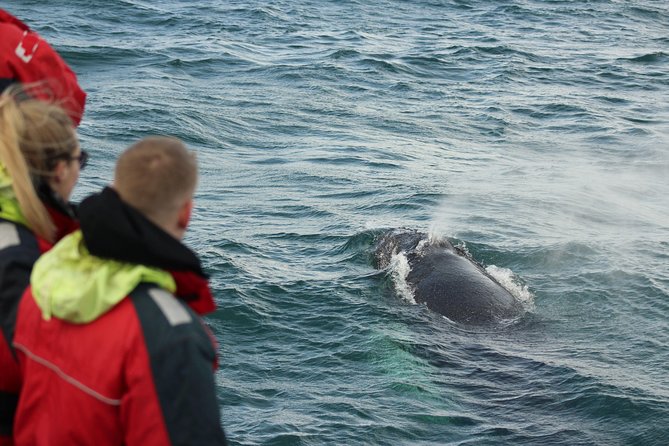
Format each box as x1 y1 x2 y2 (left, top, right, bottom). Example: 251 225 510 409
31 230 175 323
79 187 206 275
31 187 216 323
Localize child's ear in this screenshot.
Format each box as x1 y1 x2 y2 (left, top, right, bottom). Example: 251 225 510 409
177 199 193 230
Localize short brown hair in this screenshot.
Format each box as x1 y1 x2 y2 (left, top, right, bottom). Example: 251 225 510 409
114 137 197 223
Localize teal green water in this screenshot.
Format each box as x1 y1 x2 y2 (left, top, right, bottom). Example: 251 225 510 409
8 0 669 444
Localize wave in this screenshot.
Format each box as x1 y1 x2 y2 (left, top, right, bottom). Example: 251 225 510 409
619 52 669 64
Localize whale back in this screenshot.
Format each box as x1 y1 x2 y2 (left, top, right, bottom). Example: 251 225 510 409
407 245 521 324
373 229 426 269
374 229 522 324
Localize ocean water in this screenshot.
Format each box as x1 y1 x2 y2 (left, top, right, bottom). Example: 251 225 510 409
7 0 669 444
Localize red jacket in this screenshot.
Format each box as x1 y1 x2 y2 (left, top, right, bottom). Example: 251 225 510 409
14 276 225 445
13 188 227 445
0 9 86 125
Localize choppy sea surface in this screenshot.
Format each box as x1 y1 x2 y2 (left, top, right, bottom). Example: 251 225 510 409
7 1 669 444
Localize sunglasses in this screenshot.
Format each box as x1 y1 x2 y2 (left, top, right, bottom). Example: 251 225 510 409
45 149 89 171
70 150 89 170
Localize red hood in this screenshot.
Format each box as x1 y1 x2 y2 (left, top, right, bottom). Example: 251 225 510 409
35 204 80 254
169 269 217 316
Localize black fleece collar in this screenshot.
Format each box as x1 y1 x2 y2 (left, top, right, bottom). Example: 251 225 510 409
37 181 77 220
78 187 205 275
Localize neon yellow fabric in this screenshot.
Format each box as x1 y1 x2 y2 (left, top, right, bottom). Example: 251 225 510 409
0 163 28 226
31 230 176 323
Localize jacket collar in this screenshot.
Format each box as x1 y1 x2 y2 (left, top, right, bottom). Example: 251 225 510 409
78 187 214 314
0 168 78 251
32 231 176 323
36 182 79 252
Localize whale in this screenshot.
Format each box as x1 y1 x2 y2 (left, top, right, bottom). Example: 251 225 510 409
374 229 523 324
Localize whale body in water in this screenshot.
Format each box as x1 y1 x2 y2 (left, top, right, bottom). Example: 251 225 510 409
374 229 523 324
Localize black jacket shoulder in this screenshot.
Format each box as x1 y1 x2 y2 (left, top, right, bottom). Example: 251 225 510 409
0 219 40 347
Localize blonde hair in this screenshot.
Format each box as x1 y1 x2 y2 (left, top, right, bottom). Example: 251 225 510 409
0 86 78 242
114 136 197 225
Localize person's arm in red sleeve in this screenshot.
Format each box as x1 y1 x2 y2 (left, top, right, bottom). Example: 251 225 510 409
0 8 86 125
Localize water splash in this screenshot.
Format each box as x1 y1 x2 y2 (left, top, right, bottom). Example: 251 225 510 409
485 264 535 310
388 252 416 304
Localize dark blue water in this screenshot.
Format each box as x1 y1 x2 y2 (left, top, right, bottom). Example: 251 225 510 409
7 0 669 444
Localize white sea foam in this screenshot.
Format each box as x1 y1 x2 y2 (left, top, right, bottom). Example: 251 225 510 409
415 238 430 254
388 252 416 305
485 264 535 309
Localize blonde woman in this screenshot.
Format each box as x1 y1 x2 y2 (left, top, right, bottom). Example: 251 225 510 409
0 88 86 445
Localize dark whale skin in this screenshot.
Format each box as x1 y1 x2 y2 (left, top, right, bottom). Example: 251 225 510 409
374 229 522 324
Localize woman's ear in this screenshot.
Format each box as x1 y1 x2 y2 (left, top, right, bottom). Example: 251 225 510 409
47 159 79 202
50 159 68 184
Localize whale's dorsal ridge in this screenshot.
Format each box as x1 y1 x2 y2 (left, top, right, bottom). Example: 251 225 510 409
373 228 524 325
